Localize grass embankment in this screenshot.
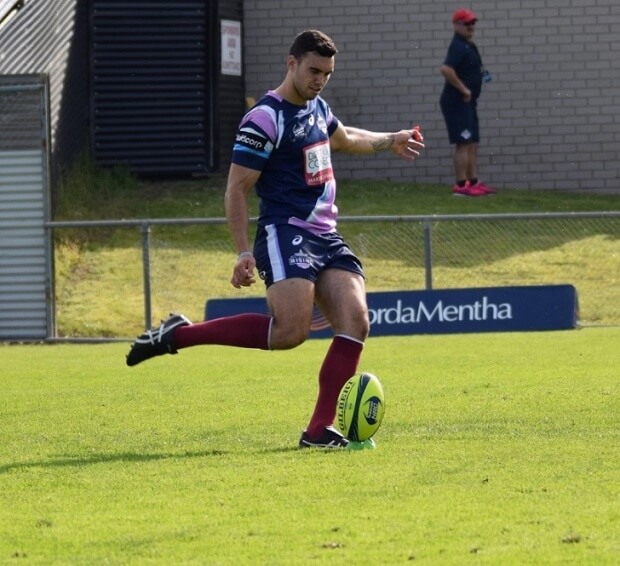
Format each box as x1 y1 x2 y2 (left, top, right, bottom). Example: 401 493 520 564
53 159 620 336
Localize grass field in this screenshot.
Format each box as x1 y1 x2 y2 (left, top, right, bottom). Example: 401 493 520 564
16 163 615 562
2 328 618 564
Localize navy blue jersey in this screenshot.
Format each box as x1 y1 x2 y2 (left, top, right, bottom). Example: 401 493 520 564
231 91 340 234
442 34 483 99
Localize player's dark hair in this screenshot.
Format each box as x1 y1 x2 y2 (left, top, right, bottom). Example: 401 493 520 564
289 30 338 60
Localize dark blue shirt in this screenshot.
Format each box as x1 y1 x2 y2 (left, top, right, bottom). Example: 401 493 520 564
442 34 483 99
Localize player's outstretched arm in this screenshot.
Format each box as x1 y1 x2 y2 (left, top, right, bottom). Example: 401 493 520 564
330 123 424 161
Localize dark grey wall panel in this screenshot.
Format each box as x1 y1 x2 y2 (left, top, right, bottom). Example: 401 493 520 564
214 0 245 174
91 0 210 175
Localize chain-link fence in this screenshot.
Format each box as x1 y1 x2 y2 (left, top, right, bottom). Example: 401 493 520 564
48 212 619 339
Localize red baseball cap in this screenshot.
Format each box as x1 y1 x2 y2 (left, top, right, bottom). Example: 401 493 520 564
452 8 478 23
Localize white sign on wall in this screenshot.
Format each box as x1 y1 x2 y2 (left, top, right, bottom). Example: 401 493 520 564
221 20 242 76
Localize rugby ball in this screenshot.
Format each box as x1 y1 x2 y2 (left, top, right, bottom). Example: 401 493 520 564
337 372 385 441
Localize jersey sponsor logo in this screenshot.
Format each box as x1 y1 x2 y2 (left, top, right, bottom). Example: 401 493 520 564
292 235 303 246
290 122 307 142
235 131 268 151
289 250 311 270
304 140 333 186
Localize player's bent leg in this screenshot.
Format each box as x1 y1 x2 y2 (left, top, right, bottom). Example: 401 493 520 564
127 312 273 366
126 313 191 366
175 313 272 350
126 279 314 366
266 278 315 350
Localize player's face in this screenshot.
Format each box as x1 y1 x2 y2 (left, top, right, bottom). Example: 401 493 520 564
290 52 334 102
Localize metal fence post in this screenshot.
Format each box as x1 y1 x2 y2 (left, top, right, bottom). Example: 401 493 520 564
141 222 152 330
423 219 433 290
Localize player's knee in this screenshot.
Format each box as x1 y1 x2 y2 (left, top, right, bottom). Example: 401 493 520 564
270 322 309 350
351 306 370 340
334 310 369 342
272 332 307 350
357 314 370 341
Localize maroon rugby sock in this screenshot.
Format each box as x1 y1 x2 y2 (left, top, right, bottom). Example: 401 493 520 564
174 313 271 350
306 335 364 439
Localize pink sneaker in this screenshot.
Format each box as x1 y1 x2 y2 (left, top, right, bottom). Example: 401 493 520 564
470 181 496 195
451 183 486 197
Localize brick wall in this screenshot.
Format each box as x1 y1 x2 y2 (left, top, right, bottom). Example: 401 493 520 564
242 0 620 193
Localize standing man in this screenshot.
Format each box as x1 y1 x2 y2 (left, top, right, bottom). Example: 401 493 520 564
440 8 495 196
126 30 424 449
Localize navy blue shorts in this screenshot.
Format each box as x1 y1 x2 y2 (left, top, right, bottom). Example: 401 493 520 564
253 224 365 288
440 94 480 144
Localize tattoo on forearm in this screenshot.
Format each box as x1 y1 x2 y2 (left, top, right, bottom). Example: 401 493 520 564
371 135 394 152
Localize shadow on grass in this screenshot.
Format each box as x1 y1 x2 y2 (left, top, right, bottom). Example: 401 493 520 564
0 446 312 474
0 449 227 474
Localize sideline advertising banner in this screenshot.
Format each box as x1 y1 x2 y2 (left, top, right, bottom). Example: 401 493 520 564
205 285 578 338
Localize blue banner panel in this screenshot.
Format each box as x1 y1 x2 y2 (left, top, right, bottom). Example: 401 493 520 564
205 285 578 338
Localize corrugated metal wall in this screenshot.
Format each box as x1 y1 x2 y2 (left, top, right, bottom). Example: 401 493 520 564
91 0 211 175
0 75 52 340
0 0 89 181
